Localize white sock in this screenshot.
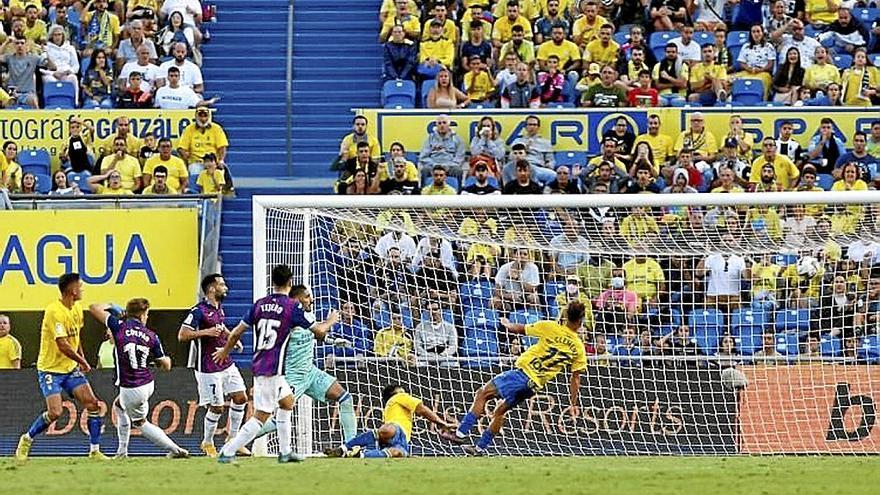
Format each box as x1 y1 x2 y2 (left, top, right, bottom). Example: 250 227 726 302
228 403 245 441
114 403 130 455
220 418 262 458
140 421 182 454
276 408 292 456
203 409 221 445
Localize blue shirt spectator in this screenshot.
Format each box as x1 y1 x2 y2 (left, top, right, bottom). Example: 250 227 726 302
383 26 417 81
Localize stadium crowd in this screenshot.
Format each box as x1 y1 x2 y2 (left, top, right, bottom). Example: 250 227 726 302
0 0 231 196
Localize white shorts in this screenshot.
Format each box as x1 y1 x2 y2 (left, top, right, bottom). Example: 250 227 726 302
195 365 246 406
253 375 292 414
118 382 155 422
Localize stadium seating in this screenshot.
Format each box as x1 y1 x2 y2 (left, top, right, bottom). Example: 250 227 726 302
43 82 78 109
731 309 768 355
463 175 500 189
774 308 811 335
649 31 676 50
831 54 853 70
460 280 494 311
817 173 835 191
819 334 842 357
859 335 880 364
382 80 416 109
732 79 765 106
555 151 587 168
421 79 436 108
19 149 52 176
853 8 880 24
33 173 52 194
775 332 800 357
688 309 723 354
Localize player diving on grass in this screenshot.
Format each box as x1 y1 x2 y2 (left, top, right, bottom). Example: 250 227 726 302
252 284 358 444
213 264 339 463
445 300 587 455
88 299 189 459
324 383 457 458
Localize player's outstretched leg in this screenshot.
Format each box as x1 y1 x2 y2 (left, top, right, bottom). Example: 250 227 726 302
451 381 500 443
466 400 512 456
113 399 131 458
17 380 67 461
137 420 189 458
325 381 357 442
324 428 378 458
72 382 108 459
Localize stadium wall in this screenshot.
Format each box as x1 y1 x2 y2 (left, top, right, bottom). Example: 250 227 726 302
358 108 875 156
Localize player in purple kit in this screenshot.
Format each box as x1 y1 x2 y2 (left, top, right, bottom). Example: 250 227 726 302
89 299 189 459
178 274 249 458
213 264 339 464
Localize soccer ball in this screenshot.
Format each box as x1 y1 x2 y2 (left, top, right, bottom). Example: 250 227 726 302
796 256 822 278
721 368 748 391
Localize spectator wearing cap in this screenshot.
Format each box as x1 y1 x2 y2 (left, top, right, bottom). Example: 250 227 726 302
502 159 543 194
463 55 495 104
42 24 79 103
143 138 189 193
500 61 540 108
544 165 581 194
421 2 458 44
498 24 536 68
119 44 161 91
382 25 417 82
534 0 570 45
462 161 501 195
195 153 226 194
421 165 457 195
142 165 179 195
749 140 800 190
418 114 465 183
117 19 158 67
575 62 601 93
379 0 420 41
511 115 557 184
711 137 750 188
418 20 455 79
116 71 154 108
381 157 421 195
157 41 204 93
154 66 217 109
178 108 229 177
674 112 718 164
460 21 493 74
86 169 135 195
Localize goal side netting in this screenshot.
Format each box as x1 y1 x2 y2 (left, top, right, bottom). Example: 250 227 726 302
252 193 880 456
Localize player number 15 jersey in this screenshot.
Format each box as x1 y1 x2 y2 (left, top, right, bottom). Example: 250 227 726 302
242 293 315 377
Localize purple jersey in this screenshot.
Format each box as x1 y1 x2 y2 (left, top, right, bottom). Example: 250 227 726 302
243 293 315 377
182 300 233 373
107 315 165 388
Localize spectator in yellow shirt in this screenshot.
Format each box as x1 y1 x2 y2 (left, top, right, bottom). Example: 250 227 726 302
418 20 454 78
23 5 47 44
619 207 660 247
86 170 135 195
141 165 180 195
196 153 226 194
805 0 839 26
749 137 799 190
380 0 420 41
674 112 718 163
803 46 841 93
572 0 607 47
100 136 143 192
688 44 729 106
463 56 495 103
536 24 581 74
582 24 619 66
622 254 666 303
494 0 540 20
339 115 381 161
143 138 189 193
421 3 458 44
178 107 230 177
421 165 457 195
634 114 675 173
0 314 22 369
82 0 122 54
492 2 533 49
374 313 414 361
840 48 879 107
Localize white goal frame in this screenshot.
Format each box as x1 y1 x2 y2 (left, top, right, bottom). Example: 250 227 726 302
251 191 880 456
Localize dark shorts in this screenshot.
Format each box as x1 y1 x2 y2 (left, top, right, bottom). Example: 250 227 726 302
37 370 89 398
491 369 536 409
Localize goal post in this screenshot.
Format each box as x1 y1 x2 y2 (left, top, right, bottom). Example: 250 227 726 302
251 192 880 456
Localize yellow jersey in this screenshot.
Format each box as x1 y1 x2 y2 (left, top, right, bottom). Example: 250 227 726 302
516 320 587 389
101 154 143 191
619 215 659 246
94 185 134 195
197 169 226 193
421 18 459 44
383 392 422 440
492 15 533 44
419 38 455 67
493 0 539 20
572 14 607 45
23 19 47 44
341 133 381 161
536 39 582 68
749 154 799 189
622 258 665 301
751 263 782 296
805 0 838 24
634 133 675 174
582 39 620 65
803 63 840 90
689 62 727 87
37 300 84 373
0 334 22 369
464 70 494 101
97 133 142 158
374 327 413 358
143 155 189 192
178 123 230 164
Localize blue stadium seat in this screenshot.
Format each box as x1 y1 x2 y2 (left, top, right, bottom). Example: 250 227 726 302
374 307 414 330
652 45 666 64
775 332 800 356
731 308 767 330
613 32 630 46
858 335 880 363
774 254 798 266
831 54 853 70
817 173 835 191
688 309 724 329
188 173 200 192
67 171 91 194
693 31 714 47
726 31 749 49
19 149 52 176
819 334 841 357
561 77 577 104
464 308 499 331
555 151 587 167
731 309 767 355
732 79 765 106
445 176 459 191
463 175 499 189
854 8 880 24
543 281 565 318
546 101 576 109
382 80 416 109
688 309 723 354
649 31 676 49
460 280 493 311
871 54 880 68
460 332 499 368
420 79 436 108
774 308 811 334
33 172 52 194
43 81 77 109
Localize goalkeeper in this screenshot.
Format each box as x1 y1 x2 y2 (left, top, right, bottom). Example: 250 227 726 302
447 300 588 455
254 285 357 442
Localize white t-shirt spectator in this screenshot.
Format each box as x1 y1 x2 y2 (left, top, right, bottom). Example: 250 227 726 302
847 240 880 265
704 254 746 296
672 38 701 64
375 232 417 261
159 59 203 88
120 61 161 89
161 0 202 27
496 260 540 292
411 237 457 275
154 84 201 109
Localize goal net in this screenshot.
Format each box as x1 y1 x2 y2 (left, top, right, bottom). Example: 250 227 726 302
252 192 880 456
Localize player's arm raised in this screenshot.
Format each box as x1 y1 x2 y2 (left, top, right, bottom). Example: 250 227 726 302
499 317 527 335
212 321 248 364
415 402 457 431
308 310 341 341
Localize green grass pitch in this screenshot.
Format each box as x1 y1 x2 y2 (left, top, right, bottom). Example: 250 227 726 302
4 457 880 495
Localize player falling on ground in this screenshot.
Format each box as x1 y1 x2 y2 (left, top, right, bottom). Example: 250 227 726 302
88 299 189 459
16 273 108 460
213 264 339 463
178 274 249 458
447 300 587 455
252 284 358 443
325 383 457 458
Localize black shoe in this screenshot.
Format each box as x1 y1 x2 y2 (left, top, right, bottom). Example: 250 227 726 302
462 445 487 456
323 446 345 458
